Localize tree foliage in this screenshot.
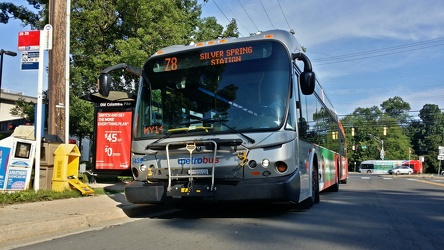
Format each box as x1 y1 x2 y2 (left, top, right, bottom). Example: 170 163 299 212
69 95 94 152
380 96 411 124
343 97 444 174
69 0 238 97
409 104 444 173
9 98 35 122
0 0 48 28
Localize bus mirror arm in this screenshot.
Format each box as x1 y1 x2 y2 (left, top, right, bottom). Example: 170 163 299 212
292 53 316 95
98 63 142 97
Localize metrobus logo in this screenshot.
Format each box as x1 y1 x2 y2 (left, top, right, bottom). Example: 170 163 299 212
178 156 219 165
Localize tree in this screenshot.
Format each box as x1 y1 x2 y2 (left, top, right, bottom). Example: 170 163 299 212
222 18 239 38
413 104 444 173
380 96 411 124
68 0 236 97
9 91 49 124
9 98 35 122
0 1 47 28
342 98 413 169
69 95 94 153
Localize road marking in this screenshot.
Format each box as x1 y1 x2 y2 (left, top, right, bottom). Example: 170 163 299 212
414 179 444 187
361 177 370 179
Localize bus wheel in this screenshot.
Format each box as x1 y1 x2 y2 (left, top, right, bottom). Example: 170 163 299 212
313 167 320 203
298 166 319 209
329 172 339 192
367 170 372 174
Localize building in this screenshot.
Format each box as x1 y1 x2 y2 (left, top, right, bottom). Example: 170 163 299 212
0 88 36 121
0 89 36 131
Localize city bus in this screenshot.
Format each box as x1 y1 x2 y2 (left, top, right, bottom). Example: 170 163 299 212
359 160 405 174
98 30 348 208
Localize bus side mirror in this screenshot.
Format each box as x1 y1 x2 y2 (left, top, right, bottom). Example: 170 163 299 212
300 71 315 95
97 63 142 97
292 52 316 95
98 73 112 97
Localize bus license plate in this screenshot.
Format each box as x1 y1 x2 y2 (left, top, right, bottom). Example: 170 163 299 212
188 169 208 175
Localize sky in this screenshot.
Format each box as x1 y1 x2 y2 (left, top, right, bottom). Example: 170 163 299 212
1 0 444 118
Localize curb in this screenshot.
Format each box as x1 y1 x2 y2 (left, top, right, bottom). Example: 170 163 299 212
0 205 129 244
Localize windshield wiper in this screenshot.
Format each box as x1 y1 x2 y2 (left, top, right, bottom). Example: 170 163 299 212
179 118 228 126
146 118 255 150
220 122 255 144
168 126 213 133
180 118 254 143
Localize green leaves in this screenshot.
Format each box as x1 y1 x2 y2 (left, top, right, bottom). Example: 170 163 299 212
344 97 444 173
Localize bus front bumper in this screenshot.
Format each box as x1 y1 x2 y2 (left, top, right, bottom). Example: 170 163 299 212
124 171 301 204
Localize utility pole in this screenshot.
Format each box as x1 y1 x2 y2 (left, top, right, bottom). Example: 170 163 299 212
48 0 67 141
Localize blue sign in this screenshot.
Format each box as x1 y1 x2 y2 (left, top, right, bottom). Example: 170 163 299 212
6 169 28 190
0 147 11 190
21 51 39 70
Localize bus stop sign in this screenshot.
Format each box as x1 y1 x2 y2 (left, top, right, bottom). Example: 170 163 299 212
18 30 40 51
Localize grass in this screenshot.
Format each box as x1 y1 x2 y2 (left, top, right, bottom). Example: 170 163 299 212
0 175 130 206
0 188 108 206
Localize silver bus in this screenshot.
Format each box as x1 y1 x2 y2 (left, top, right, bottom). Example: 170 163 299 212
98 30 348 207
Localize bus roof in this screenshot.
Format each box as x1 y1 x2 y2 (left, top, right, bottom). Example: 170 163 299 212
151 29 303 58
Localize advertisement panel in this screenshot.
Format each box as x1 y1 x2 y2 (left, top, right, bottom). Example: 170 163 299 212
0 147 11 190
95 111 132 170
3 139 36 190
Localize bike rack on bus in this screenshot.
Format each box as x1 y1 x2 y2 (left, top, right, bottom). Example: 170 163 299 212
165 140 218 195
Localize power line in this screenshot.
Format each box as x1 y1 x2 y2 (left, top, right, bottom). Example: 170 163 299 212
237 0 259 32
260 0 275 29
313 37 444 65
218 0 247 37
314 37 444 62
211 0 231 23
276 0 292 31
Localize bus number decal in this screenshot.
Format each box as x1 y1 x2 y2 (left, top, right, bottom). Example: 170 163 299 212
165 57 178 71
144 125 163 135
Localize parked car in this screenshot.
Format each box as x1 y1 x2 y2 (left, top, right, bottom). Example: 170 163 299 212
388 166 413 175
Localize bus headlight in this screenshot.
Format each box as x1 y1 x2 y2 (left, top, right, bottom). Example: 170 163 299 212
261 158 270 168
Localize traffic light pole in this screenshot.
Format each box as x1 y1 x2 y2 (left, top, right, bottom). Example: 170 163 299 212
368 133 384 160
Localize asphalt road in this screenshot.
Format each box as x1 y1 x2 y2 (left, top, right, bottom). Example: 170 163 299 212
12 174 444 250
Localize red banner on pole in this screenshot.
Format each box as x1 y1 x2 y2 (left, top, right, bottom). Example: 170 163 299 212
95 111 132 170
18 30 41 51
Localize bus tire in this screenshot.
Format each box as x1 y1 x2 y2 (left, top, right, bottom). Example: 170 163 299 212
313 165 320 204
298 163 320 209
329 171 340 192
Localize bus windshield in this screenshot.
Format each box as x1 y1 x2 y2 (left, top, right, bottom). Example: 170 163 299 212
135 40 291 139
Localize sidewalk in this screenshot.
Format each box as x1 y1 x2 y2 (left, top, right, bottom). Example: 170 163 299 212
0 182 148 245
